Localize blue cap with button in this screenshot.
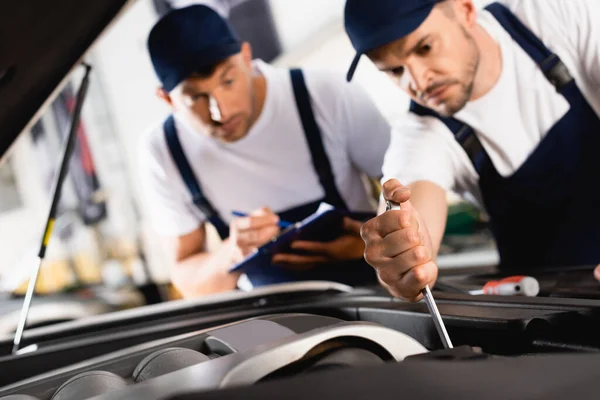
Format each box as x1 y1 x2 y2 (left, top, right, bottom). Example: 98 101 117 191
344 0 442 81
147 4 242 92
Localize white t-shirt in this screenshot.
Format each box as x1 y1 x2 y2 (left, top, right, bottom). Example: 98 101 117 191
382 0 600 209
139 60 391 237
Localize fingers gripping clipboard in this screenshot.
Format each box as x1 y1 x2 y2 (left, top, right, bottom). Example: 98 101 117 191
229 203 374 274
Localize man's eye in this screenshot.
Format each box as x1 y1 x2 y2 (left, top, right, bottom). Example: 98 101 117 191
390 66 404 76
223 79 234 87
190 93 207 101
182 93 207 107
417 44 432 55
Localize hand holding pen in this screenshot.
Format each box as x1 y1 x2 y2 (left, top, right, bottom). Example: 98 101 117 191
228 207 286 261
232 210 293 228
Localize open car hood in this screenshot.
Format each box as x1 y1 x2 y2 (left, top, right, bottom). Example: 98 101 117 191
0 0 133 160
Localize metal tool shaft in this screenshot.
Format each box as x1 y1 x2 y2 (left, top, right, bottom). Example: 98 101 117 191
422 285 453 349
385 200 453 349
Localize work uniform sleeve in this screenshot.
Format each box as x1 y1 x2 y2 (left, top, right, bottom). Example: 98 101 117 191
511 0 600 87
381 115 459 192
334 80 392 178
552 0 600 86
137 131 205 238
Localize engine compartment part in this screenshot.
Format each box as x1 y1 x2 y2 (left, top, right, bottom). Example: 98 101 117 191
51 371 127 400
167 351 600 400
0 283 359 385
132 348 211 382
2 283 600 388
0 314 426 399
1 280 600 399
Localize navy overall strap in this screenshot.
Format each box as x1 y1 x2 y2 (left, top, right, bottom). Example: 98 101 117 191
409 102 488 172
163 115 230 239
289 69 349 210
484 2 574 92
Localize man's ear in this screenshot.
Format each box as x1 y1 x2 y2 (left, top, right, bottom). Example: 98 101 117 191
240 42 253 67
453 0 477 28
156 87 174 107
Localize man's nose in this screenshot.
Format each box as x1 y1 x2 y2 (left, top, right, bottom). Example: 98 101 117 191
405 63 430 97
208 95 222 122
210 91 235 123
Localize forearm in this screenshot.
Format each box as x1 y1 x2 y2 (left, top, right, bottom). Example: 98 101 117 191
407 181 448 258
172 239 241 298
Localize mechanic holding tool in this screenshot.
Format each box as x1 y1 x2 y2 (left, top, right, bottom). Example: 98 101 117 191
138 5 391 298
344 0 600 301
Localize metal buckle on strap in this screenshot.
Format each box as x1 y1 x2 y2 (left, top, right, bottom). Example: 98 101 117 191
462 134 484 161
542 55 573 92
455 125 471 143
192 195 216 217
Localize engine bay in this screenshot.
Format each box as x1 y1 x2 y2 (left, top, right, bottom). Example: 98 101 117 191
1 277 600 399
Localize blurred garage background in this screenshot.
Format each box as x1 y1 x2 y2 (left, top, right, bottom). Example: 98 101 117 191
0 0 494 330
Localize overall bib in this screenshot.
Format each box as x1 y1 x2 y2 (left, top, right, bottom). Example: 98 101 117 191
165 69 378 287
410 3 600 272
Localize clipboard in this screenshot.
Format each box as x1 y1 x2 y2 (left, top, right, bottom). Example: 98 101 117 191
229 203 375 274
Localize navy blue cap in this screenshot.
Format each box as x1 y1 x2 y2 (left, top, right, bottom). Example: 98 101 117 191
344 0 441 81
147 5 242 92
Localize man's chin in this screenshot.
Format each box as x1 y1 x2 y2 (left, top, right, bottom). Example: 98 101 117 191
426 86 469 117
430 103 451 117
214 129 246 143
431 100 467 118
415 97 458 117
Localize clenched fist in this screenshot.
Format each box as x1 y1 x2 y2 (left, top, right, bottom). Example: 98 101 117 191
360 179 438 301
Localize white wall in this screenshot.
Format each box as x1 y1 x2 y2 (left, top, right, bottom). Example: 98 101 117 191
269 0 345 52
169 0 248 16
0 131 74 288
89 0 169 204
273 21 409 125
78 0 173 282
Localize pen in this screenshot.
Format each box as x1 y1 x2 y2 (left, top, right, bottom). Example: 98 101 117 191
231 210 293 228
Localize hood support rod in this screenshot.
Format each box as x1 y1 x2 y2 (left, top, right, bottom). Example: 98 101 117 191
12 63 92 355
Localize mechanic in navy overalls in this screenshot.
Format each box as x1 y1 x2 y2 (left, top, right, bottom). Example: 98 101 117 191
140 5 391 298
343 0 600 301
